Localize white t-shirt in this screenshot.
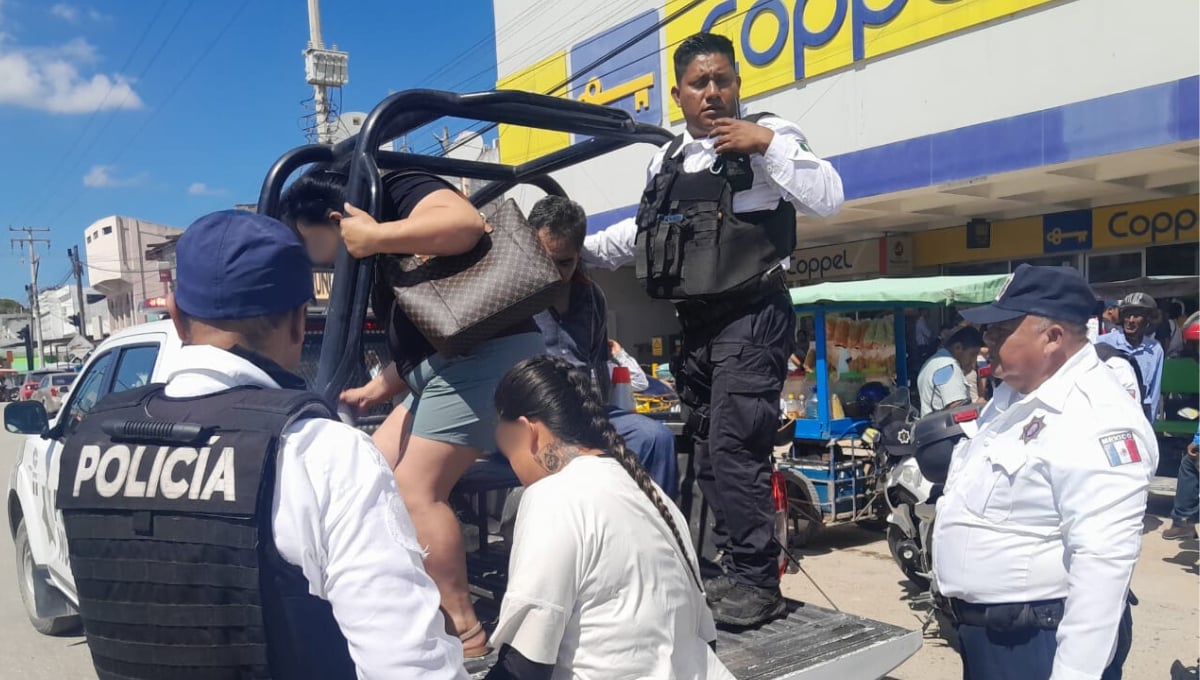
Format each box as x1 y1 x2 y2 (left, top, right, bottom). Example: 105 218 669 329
917 348 970 416
491 456 734 680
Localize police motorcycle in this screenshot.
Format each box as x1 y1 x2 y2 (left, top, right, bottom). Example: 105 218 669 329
878 402 982 598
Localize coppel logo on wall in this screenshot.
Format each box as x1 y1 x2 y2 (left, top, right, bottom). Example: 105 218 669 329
663 0 1059 122
567 10 664 138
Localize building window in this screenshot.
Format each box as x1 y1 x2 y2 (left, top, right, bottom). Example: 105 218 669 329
86 235 91 243
1145 242 1198 276
1087 251 1143 283
102 226 113 235
92 231 98 240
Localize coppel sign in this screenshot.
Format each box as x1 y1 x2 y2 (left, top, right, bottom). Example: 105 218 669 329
1093 196 1200 249
787 239 880 283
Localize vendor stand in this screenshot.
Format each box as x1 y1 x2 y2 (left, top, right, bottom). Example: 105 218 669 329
777 274 1009 544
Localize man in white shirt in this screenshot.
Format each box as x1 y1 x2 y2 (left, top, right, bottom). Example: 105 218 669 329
916 325 984 416
58 211 465 680
933 265 1157 680
583 32 843 627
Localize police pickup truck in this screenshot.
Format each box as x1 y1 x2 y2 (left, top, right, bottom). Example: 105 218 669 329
5 90 922 678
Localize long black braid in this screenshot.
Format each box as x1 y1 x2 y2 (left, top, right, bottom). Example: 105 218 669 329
495 356 702 592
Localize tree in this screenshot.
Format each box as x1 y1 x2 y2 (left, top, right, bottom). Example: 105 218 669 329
0 298 26 314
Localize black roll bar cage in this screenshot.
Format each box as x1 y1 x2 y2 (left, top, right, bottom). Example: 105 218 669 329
256 89 672 403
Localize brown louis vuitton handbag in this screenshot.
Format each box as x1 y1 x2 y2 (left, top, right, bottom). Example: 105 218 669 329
380 197 561 357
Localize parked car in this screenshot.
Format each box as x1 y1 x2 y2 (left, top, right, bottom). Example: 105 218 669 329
30 373 77 416
20 370 59 402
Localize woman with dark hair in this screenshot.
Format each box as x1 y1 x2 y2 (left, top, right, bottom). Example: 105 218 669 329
486 356 733 680
280 163 544 658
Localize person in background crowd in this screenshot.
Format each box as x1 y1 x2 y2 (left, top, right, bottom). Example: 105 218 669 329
788 328 811 375
609 338 650 391
914 308 935 349
1101 301 1121 335
1098 292 1165 422
57 211 465 680
281 164 545 658
582 32 843 626
530 196 678 498
916 326 985 416
1156 299 1187 358
1164 314 1200 541
935 265 1157 680
486 356 733 680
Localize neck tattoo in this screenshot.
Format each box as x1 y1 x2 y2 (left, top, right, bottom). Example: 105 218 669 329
538 443 581 473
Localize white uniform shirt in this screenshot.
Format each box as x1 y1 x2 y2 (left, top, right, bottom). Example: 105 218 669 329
162 345 466 680
932 344 1158 680
916 348 969 416
583 115 844 270
1101 356 1142 404
491 456 733 680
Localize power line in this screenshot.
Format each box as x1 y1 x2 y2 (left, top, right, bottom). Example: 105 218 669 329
25 1 198 225
15 2 169 223
43 0 252 228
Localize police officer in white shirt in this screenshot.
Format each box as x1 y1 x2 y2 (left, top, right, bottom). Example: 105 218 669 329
583 32 842 627
57 211 466 680
933 265 1158 680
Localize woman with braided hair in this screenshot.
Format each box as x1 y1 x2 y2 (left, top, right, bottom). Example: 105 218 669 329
486 356 734 680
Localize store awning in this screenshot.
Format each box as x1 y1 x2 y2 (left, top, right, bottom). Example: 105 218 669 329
790 274 1010 308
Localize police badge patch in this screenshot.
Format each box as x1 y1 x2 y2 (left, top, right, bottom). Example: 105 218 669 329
1020 415 1046 444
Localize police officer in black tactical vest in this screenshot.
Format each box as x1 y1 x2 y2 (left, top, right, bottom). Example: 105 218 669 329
57 210 467 679
584 33 844 626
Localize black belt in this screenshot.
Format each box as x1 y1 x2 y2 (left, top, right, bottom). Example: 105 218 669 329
949 598 1065 632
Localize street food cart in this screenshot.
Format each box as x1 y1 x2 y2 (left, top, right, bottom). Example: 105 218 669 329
778 275 1010 544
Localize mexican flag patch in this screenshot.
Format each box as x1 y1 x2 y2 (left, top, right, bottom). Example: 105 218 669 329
1099 432 1141 466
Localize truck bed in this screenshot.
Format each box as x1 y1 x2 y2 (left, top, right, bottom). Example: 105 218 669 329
462 543 921 679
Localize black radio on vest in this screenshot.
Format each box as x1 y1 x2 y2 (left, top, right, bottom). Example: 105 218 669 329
634 112 797 301
56 384 356 680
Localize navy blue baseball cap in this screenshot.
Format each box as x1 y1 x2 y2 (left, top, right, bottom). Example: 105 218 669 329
961 264 1097 326
174 210 314 320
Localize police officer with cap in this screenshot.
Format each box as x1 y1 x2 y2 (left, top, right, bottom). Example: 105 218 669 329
584 32 843 626
933 264 1158 680
57 211 466 679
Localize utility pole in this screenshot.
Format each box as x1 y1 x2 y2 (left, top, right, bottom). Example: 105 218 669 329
10 226 50 367
304 0 348 144
69 245 88 341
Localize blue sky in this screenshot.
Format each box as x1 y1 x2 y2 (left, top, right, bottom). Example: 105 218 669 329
0 0 497 303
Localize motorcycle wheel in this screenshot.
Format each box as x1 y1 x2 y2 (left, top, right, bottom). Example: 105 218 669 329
886 490 930 590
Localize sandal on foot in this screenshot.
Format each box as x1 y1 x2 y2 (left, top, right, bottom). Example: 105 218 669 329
458 621 490 659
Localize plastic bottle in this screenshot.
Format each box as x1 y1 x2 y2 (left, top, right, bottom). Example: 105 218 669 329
805 388 820 419
784 394 803 420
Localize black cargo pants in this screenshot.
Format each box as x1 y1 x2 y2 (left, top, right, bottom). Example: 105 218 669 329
675 287 794 588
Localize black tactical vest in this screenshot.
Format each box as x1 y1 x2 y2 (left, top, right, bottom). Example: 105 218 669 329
635 112 797 301
57 384 356 680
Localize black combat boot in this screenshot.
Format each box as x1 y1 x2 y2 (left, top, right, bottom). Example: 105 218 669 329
712 583 786 627
703 573 737 605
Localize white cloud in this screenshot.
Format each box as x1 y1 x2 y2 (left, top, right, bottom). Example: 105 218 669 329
50 4 78 22
0 5 139 114
83 165 142 188
188 182 227 197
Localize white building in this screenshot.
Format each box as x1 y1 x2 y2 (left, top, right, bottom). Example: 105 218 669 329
84 216 183 331
36 285 109 343
490 0 1199 357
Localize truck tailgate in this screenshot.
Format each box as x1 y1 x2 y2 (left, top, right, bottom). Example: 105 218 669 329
464 596 921 679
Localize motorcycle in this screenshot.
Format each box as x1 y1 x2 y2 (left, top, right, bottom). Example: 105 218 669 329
874 397 981 592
